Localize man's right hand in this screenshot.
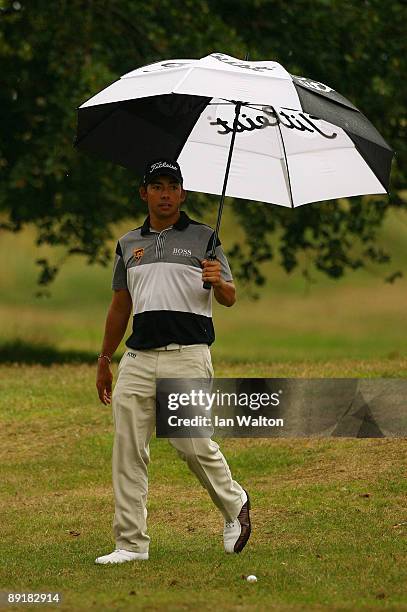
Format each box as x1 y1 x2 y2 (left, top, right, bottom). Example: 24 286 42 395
96 360 113 405
96 288 132 406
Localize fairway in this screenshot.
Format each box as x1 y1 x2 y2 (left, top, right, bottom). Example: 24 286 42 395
1 364 406 611
1 186 406 611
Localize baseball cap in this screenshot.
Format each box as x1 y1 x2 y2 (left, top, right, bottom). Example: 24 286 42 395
143 158 183 186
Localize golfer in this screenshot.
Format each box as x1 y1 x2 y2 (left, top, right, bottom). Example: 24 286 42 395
95 159 251 564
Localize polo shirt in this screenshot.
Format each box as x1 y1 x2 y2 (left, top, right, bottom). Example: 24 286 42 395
111 211 233 349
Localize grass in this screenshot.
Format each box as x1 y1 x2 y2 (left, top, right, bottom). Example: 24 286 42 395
0 206 406 363
1 364 407 611
1 204 407 609
0 341 407 376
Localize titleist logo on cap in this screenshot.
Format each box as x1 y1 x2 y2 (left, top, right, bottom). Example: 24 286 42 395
143 159 183 185
150 161 178 172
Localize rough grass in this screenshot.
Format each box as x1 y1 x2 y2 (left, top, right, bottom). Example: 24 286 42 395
1 364 406 611
0 208 407 363
1 208 407 609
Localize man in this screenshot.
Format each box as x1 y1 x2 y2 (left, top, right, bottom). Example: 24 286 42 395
95 159 251 564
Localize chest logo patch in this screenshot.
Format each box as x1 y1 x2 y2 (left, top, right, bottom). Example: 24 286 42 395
173 247 192 257
133 247 145 261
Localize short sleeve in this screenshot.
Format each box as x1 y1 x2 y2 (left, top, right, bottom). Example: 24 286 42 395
111 241 128 290
205 232 233 282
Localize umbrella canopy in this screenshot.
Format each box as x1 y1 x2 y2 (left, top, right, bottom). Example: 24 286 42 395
75 52 394 208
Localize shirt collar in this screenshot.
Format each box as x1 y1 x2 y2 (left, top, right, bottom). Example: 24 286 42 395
140 210 190 236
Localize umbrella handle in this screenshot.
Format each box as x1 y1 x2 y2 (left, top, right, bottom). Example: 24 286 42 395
202 255 216 290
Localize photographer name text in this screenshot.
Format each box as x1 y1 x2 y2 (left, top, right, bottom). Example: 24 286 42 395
168 415 284 427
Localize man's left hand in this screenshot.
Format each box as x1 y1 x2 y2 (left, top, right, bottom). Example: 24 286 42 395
201 258 222 287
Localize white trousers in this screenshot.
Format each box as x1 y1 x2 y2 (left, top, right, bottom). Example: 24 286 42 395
111 344 245 553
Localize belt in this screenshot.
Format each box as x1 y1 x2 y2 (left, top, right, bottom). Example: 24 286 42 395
151 343 207 351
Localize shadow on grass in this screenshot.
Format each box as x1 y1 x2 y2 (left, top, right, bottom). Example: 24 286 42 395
0 339 119 366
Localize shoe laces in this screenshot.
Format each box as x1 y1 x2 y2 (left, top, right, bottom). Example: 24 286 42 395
225 520 235 529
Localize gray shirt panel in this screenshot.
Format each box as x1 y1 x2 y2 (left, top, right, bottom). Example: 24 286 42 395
111 250 128 291
111 220 233 291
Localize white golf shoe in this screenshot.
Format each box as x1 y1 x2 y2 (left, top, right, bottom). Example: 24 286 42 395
95 549 148 564
223 489 251 554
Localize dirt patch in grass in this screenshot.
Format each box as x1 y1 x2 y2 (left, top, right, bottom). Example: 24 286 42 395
219 438 407 486
0 419 111 462
71 439 407 525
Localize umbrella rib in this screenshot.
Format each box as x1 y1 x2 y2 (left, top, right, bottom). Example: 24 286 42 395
207 101 281 107
274 111 295 209
122 66 190 79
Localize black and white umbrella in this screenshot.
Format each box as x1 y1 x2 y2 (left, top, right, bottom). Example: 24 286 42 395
75 52 394 284
75 52 393 205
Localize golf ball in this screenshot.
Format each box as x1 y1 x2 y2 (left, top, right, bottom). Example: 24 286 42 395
246 575 257 583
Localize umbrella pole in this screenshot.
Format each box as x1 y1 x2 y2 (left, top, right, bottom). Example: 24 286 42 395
203 100 243 289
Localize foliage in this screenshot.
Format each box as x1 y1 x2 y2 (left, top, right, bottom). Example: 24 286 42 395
0 0 405 291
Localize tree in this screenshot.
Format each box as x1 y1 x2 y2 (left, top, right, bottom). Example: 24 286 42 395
0 0 405 294
209 0 406 289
